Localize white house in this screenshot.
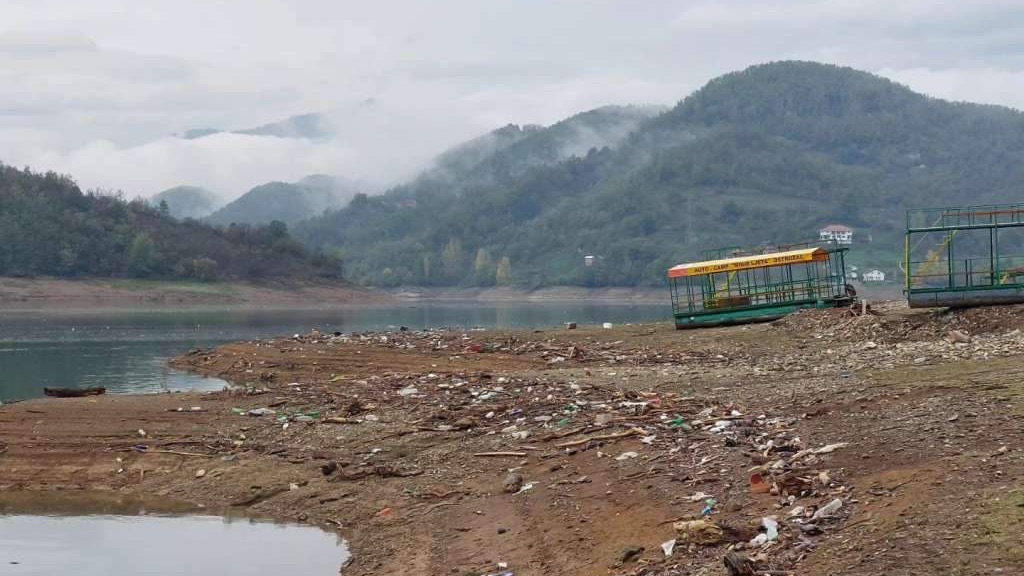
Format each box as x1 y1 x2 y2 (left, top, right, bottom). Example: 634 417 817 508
863 269 886 282
819 224 854 245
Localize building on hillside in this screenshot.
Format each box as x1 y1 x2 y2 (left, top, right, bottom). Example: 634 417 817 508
863 269 886 282
819 224 854 245
584 255 596 267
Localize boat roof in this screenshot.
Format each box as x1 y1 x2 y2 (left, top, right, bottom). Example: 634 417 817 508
668 247 829 278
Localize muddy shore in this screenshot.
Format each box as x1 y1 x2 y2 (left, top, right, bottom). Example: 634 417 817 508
2 303 1022 575
0 277 385 309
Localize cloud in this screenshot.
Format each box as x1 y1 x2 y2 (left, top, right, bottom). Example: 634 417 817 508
5 1 1024 199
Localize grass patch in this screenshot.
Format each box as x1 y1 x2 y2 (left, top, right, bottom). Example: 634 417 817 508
972 484 1024 566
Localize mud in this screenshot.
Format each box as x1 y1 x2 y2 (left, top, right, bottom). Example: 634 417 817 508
1 302 1022 575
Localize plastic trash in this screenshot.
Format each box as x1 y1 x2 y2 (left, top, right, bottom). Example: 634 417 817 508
615 451 639 461
674 519 724 545
701 498 717 517
398 386 418 396
750 472 770 493
660 538 676 557
669 416 691 430
247 408 276 417
602 322 613 329
762 517 778 541
811 498 843 520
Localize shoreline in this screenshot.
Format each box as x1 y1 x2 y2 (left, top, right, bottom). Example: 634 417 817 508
0 277 674 311
0 277 386 310
3 305 1022 574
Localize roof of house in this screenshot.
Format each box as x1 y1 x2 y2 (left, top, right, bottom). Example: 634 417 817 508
821 224 853 233
667 247 828 279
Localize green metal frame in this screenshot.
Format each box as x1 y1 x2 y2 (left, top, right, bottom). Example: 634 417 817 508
669 246 853 329
905 203 1024 308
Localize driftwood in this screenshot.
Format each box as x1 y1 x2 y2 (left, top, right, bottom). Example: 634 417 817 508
44 386 106 398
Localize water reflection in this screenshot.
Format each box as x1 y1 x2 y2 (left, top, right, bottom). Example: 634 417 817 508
0 492 349 576
0 303 667 400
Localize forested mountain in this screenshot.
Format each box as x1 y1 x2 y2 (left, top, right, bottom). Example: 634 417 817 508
294 61 1024 288
0 164 340 280
182 112 330 140
150 185 218 219
206 175 365 226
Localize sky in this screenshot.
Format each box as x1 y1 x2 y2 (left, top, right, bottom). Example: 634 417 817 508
4 0 1024 200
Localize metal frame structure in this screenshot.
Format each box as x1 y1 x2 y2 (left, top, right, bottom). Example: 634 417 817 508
905 203 1024 308
667 244 853 329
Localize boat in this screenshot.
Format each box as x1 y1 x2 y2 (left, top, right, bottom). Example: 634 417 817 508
43 386 107 398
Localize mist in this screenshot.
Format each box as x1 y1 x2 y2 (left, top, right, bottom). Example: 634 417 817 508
5 1 1024 202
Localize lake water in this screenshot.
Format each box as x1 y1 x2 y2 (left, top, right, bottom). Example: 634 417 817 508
0 302 667 400
0 492 349 575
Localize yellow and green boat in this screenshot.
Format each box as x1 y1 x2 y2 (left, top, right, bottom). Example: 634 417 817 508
667 244 854 329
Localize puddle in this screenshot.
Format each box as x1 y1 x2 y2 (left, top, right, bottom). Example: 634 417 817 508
0 492 349 575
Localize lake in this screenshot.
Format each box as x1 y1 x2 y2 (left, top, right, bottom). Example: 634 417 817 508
0 492 349 575
0 302 668 400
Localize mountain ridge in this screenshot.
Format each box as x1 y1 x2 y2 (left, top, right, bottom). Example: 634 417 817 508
293 61 1024 288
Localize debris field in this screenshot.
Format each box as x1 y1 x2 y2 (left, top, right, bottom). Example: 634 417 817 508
1 301 1022 575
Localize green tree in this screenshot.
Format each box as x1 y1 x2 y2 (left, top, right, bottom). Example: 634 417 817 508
720 200 743 224
422 254 433 282
268 220 288 240
473 248 494 285
127 233 156 277
441 238 466 281
495 256 513 285
158 199 170 217
192 257 218 281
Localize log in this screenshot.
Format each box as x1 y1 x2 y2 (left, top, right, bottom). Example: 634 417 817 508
44 386 106 398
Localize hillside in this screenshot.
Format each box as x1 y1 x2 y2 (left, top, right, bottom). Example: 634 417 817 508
294 61 1024 288
151 185 218 219
0 164 341 281
182 112 329 140
206 176 364 226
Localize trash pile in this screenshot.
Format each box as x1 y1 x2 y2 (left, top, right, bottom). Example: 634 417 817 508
625 421 853 576
174 325 871 576
776 302 1024 345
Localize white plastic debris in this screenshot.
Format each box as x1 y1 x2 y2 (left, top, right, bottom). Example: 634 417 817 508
397 386 419 397
762 517 779 541
813 443 848 454
602 322 613 329
640 435 656 444
812 498 843 520
661 538 676 557
615 451 639 461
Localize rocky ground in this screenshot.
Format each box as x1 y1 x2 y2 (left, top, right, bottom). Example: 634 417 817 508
1 301 1022 575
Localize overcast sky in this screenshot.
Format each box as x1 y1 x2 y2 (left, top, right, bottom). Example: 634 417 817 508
4 0 1024 199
